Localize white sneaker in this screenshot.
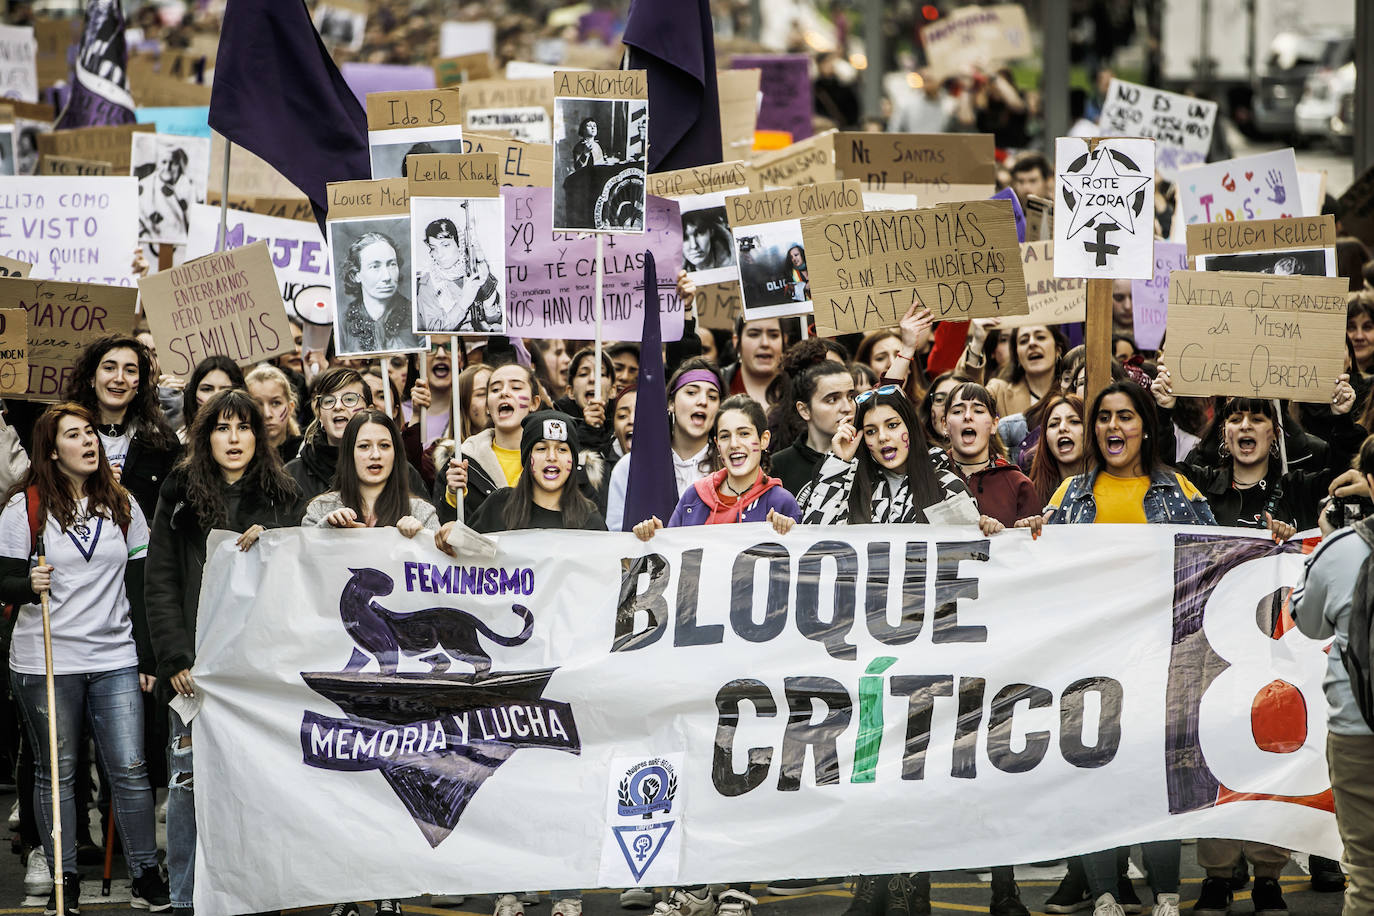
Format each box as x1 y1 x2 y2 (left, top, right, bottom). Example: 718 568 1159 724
1094 894 1126 916
716 891 757 916
494 895 525 916
661 888 718 916
1151 894 1180 916
24 848 53 897
552 900 582 916
621 889 655 909
7 799 18 830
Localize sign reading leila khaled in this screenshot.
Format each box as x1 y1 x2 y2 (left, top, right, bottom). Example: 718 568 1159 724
192 525 1339 916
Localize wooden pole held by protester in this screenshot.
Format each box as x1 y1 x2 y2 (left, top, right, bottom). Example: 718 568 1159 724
418 350 428 437
1085 278 1113 406
593 234 605 401
37 535 64 916
380 357 393 417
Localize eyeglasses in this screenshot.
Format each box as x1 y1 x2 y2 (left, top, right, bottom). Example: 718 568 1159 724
854 384 900 406
317 392 365 410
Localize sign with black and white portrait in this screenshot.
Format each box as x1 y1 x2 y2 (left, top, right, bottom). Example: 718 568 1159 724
553 70 648 234
131 132 210 245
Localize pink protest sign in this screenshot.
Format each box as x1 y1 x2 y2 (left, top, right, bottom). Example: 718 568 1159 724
502 186 684 341
1131 241 1185 351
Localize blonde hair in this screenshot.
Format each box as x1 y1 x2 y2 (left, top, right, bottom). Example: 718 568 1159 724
245 363 301 437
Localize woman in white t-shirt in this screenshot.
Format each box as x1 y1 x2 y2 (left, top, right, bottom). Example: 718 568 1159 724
0 403 169 915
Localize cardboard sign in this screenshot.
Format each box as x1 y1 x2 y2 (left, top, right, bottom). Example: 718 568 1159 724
1131 241 1186 350
750 131 836 189
458 132 552 187
731 55 810 142
458 78 555 128
1186 214 1336 258
727 180 863 320
0 25 38 104
139 240 294 377
186 204 331 328
1165 270 1348 401
37 123 153 173
801 199 1029 336
694 280 742 331
0 277 138 401
553 71 649 234
1001 242 1085 328
502 186 684 342
1097 79 1217 179
367 89 465 179
1023 194 1052 240
1053 137 1156 280
647 161 759 198
36 155 111 176
434 53 495 88
920 4 1031 79
0 177 138 285
34 18 78 89
128 70 212 109
206 193 314 222
833 132 996 203
718 69 761 161
554 70 648 100
0 307 25 394
0 254 30 278
1177 148 1306 225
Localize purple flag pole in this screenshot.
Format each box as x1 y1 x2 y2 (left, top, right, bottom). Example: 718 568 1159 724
622 252 678 528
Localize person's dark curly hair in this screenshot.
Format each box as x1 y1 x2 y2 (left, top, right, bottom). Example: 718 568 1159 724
765 337 850 452
63 334 176 450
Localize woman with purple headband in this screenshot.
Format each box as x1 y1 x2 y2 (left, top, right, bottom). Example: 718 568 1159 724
604 358 724 530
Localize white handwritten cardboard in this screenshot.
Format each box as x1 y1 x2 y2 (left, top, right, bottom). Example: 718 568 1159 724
1053 137 1155 280
1096 79 1216 180
1178 148 1307 225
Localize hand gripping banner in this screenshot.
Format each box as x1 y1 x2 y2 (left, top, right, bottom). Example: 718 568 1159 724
190 525 1340 916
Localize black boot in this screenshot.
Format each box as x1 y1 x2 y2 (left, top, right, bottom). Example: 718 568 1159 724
885 873 931 916
1115 849 1142 914
1309 855 1346 893
844 876 885 916
1045 858 1091 914
990 867 1030 916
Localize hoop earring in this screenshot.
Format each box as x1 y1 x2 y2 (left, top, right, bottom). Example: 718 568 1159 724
1218 442 1230 458
1270 440 1281 457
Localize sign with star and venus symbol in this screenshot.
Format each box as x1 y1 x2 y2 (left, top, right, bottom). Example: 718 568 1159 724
1054 137 1156 280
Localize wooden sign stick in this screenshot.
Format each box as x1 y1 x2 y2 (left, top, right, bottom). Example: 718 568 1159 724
1085 278 1113 405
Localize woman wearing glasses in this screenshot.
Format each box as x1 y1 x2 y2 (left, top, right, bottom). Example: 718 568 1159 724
286 367 373 503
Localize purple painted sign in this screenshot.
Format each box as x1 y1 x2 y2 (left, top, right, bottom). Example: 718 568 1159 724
502 187 684 342
1131 241 1185 351
340 63 437 107
732 54 811 142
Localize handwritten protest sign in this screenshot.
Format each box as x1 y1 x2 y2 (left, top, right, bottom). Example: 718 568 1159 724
833 132 996 203
459 132 552 187
1097 79 1216 179
1131 241 1185 350
1001 242 1084 328
647 161 759 198
0 307 24 394
501 185 684 342
458 78 555 134
139 240 293 377
920 4 1031 80
731 55 811 143
1186 214 1336 258
718 69 760 161
367 89 465 179
206 193 314 222
0 177 138 285
727 181 862 320
694 280 743 331
801 199 1029 336
0 26 37 103
0 277 137 400
552 70 648 234
186 203 331 327
652 162 757 288
1177 148 1305 225
1054 137 1155 279
750 131 836 189
37 124 152 173
1165 270 1348 401
36 156 111 176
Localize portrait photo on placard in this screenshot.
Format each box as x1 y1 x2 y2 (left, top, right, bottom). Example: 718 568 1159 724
14 120 44 176
327 216 427 357
0 127 13 177
553 97 647 233
731 219 812 319
410 196 506 336
313 2 365 51
132 132 210 246
1196 247 1336 277
679 190 736 286
369 134 466 180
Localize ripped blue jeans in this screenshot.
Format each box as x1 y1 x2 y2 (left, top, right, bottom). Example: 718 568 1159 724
167 713 195 910
10 666 159 880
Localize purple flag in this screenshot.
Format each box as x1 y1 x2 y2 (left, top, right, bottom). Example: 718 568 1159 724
623 0 722 172
208 0 370 232
55 0 136 129
623 251 679 528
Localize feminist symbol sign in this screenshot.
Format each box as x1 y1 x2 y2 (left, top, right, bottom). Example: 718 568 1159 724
1054 137 1156 280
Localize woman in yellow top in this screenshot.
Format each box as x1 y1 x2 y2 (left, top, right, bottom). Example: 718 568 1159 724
1015 380 1213 916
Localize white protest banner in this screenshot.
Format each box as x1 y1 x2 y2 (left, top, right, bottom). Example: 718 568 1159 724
0 177 137 285
191 524 1339 916
919 4 1031 80
138 240 295 377
1054 137 1155 280
1178 149 1306 225
0 25 38 103
185 203 332 325
1097 80 1216 180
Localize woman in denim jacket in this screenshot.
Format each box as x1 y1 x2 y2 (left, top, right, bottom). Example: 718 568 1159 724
1016 381 1214 916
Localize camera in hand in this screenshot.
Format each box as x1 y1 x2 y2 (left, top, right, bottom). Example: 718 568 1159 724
1325 495 1374 529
